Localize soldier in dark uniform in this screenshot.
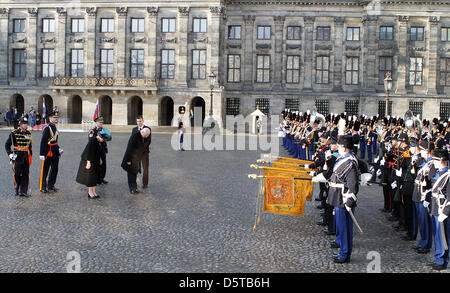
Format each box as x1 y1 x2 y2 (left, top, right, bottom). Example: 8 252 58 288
132 115 152 189
39 111 61 193
5 117 32 197
91 116 110 185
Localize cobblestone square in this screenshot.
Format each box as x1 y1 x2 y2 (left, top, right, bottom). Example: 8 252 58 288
0 130 446 273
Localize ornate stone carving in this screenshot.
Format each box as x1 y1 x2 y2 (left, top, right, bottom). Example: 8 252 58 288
210 6 225 17
189 36 208 44
227 43 241 49
99 37 117 43
69 37 85 43
429 16 440 24
334 17 345 23
0 8 10 17
132 37 147 43
362 15 377 23
244 15 255 24
409 47 427 54
346 45 361 51
378 43 394 50
40 37 56 44
287 44 302 50
315 44 332 51
178 6 190 16
160 37 177 44
56 7 67 16
256 43 271 50
304 16 315 23
398 15 409 22
12 37 27 44
28 8 38 17
274 15 285 24
116 7 128 17
147 6 159 16
86 7 97 17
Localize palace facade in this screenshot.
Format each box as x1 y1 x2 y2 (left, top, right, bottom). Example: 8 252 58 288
0 0 449 126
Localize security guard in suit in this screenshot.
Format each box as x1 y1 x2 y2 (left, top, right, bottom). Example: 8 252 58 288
91 116 110 185
132 115 152 189
5 117 33 197
39 111 61 193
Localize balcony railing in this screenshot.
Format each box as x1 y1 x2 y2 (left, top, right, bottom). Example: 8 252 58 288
51 76 159 88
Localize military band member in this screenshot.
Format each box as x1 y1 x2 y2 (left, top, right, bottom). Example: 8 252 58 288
39 111 61 193
5 117 32 197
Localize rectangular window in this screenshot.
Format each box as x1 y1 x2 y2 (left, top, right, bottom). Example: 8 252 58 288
71 18 85 33
409 101 423 117
409 57 423 86
13 19 26 33
410 27 424 41
100 49 114 77
378 100 393 116
315 100 329 115
228 26 241 39
71 49 84 77
287 26 301 40
440 58 450 86
161 49 175 79
255 98 270 116
161 18 176 33
192 50 206 79
257 26 271 40
315 56 329 84
13 49 26 78
380 26 393 40
379 56 393 84
316 27 330 41
226 98 240 116
227 54 241 83
256 55 270 83
101 18 114 33
345 56 359 85
285 98 299 112
131 18 145 33
42 49 55 77
441 28 450 42
345 100 359 116
130 49 144 78
286 55 300 84
440 102 450 120
193 18 207 33
346 27 360 41
42 19 55 33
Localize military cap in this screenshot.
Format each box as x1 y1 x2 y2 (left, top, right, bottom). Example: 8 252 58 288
338 135 354 150
94 116 104 123
19 117 28 124
432 148 449 161
48 111 59 118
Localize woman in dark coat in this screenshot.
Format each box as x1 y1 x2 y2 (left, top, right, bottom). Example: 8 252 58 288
121 128 150 194
76 130 102 198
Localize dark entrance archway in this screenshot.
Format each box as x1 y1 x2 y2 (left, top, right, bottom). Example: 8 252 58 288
191 96 205 127
160 96 174 126
127 96 143 125
10 94 24 115
99 95 112 124
68 95 82 123
38 95 54 123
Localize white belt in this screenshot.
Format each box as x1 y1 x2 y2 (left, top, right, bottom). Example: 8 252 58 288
329 182 345 189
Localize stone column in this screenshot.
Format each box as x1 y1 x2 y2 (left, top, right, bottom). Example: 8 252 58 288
85 7 97 77
209 6 224 119
116 7 127 79
56 7 67 77
333 17 344 92
146 7 158 80
362 15 378 92
273 16 285 91
112 96 127 125
396 16 409 94
177 6 189 88
0 8 9 85
427 16 440 95
303 16 315 91
26 8 38 85
243 15 255 91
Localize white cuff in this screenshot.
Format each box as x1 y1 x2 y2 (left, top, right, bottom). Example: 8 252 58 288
312 173 327 183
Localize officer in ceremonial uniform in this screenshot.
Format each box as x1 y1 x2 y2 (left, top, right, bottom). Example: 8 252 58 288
39 111 61 193
91 116 110 185
324 135 359 263
429 149 450 270
5 117 32 197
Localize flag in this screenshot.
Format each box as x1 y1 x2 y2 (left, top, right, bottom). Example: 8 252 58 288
42 97 46 120
93 100 99 121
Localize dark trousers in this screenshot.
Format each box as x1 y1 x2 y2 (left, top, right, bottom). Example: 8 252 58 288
98 152 106 183
140 151 149 187
360 141 366 159
40 156 59 190
12 162 29 194
382 184 392 211
324 203 334 232
403 191 415 237
127 171 137 191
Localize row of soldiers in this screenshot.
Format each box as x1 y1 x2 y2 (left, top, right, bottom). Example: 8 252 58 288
280 109 450 270
4 112 109 197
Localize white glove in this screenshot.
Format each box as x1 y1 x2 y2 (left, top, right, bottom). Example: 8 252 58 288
309 171 315 177
423 201 430 208
391 181 397 189
325 150 332 160
395 169 402 177
438 214 448 223
312 173 327 183
411 155 418 165
311 155 316 160
40 156 45 160
374 157 379 164
59 148 63 155
360 173 372 186
376 169 382 177
380 158 385 166
304 164 310 170
9 154 17 160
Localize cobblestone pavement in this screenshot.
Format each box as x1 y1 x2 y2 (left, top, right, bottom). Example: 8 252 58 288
0 130 447 273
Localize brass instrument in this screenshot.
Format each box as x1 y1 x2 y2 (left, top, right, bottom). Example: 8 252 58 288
404 110 423 138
